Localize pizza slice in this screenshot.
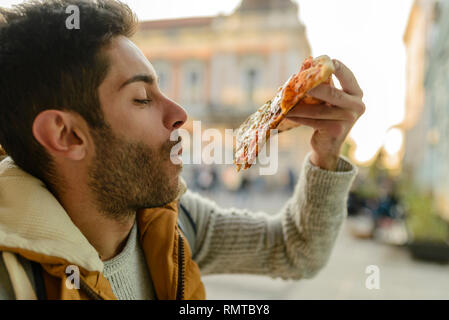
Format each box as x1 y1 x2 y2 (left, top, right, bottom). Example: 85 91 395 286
234 55 335 171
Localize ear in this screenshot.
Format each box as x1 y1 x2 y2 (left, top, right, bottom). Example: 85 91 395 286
32 110 88 161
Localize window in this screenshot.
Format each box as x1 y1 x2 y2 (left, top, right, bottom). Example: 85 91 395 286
151 60 171 94
246 68 258 104
240 56 264 106
181 60 205 106
188 70 200 103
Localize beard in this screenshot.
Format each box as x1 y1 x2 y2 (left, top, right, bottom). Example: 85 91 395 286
86 124 182 222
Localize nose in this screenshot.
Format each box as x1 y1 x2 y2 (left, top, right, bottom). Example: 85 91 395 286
162 96 188 130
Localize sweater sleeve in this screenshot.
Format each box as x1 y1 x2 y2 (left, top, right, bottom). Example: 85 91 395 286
180 152 358 280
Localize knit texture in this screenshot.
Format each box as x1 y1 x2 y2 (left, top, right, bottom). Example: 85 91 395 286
102 222 155 300
183 152 357 280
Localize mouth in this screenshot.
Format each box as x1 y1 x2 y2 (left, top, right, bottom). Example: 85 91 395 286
169 141 183 166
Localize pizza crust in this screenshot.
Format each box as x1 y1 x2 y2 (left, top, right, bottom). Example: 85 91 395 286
280 55 334 114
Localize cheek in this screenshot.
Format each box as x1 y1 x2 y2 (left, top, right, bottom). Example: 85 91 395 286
113 104 166 147
133 107 166 143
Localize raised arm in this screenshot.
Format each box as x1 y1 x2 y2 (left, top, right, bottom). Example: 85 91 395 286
180 152 357 280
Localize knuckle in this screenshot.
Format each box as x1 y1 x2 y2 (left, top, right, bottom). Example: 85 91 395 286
330 87 342 101
345 111 357 122
333 59 342 72
358 101 366 115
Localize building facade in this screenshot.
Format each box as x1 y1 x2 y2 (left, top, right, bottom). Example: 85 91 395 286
403 0 449 220
132 0 315 185
133 0 311 124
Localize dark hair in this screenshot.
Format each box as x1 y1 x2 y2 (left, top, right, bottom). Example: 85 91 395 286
0 0 137 192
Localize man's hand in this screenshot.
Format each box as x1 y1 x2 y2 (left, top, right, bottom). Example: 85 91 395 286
285 59 365 171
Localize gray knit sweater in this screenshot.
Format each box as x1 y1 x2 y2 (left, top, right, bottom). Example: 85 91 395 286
0 153 357 299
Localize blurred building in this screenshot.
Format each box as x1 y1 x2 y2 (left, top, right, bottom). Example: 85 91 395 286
132 0 315 177
403 0 449 221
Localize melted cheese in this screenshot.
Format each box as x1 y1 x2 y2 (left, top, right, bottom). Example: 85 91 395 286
234 55 335 171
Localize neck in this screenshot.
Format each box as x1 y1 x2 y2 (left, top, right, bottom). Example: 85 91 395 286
75 212 135 262
56 185 136 262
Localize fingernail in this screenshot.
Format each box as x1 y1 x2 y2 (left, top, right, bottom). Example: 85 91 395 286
333 59 339 69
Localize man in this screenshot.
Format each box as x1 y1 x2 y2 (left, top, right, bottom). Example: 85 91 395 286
0 0 364 300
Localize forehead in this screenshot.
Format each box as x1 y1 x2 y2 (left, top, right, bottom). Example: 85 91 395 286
102 36 156 88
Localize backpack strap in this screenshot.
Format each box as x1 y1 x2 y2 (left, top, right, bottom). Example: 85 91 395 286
1 252 37 300
180 203 197 235
30 260 46 300
177 202 197 253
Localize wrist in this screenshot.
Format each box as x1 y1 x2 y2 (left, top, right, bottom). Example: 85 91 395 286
310 151 339 171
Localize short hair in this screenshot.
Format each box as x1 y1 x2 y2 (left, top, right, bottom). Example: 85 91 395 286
0 0 138 192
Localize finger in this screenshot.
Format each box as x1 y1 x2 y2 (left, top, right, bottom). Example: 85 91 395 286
307 84 365 113
277 118 300 133
332 59 363 97
286 103 356 121
287 117 346 136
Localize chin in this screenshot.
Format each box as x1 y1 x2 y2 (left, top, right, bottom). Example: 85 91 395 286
168 159 183 175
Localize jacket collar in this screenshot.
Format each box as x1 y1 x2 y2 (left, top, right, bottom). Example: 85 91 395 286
0 156 187 273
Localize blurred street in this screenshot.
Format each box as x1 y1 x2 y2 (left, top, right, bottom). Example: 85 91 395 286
138 0 449 299
195 189 449 300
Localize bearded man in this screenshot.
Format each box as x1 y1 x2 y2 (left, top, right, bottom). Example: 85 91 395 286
0 0 364 300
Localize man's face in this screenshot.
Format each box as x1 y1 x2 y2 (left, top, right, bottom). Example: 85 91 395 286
87 36 187 220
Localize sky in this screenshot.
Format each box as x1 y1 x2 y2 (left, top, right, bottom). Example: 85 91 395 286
299 0 414 164
2 0 414 164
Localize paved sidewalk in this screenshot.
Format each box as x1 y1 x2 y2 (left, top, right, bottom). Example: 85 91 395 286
198 190 449 300
202 222 449 299
195 188 449 300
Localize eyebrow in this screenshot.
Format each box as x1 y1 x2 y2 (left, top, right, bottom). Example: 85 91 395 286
119 74 155 90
